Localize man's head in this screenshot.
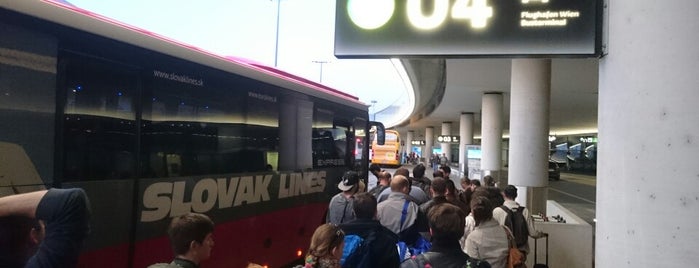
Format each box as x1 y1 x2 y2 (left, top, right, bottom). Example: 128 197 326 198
337 171 359 193
394 167 410 178
352 193 377 219
390 175 410 194
444 179 457 196
470 179 481 191
460 177 471 190
483 175 496 187
430 177 447 197
427 203 466 242
439 165 451 177
471 186 504 208
378 171 392 186
432 170 444 179
470 195 493 226
412 164 426 179
503 185 518 200
168 213 215 263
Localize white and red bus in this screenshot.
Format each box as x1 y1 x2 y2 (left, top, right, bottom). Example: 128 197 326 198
0 1 384 267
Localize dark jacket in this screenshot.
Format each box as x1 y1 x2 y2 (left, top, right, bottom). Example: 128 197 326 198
339 219 401 268
411 177 432 199
400 240 491 268
419 196 449 216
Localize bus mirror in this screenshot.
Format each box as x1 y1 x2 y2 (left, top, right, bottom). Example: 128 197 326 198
370 121 385 145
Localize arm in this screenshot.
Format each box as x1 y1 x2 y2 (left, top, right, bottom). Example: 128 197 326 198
26 188 91 267
524 207 545 238
0 190 48 218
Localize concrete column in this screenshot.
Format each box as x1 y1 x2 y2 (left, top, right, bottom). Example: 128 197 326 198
597 0 699 266
481 93 503 183
441 121 452 163
459 113 475 174
509 59 551 214
425 127 434 164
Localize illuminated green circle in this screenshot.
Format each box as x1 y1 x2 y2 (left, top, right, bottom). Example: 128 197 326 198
347 0 394 30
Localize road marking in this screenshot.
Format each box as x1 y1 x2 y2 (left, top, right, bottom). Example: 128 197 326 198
549 187 596 204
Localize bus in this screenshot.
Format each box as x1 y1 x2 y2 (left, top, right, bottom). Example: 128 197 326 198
371 129 402 167
0 1 384 267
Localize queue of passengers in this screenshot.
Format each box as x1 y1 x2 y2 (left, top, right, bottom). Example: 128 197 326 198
312 163 547 268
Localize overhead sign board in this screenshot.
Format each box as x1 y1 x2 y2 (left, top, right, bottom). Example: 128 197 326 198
335 0 602 58
411 140 426 145
437 135 460 144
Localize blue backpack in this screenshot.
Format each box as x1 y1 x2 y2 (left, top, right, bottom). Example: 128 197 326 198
340 230 377 268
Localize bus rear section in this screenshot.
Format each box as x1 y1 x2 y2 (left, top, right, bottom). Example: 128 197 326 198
371 130 401 167
0 3 373 267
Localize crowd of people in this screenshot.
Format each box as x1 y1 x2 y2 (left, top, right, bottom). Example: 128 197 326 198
313 163 547 268
0 161 544 268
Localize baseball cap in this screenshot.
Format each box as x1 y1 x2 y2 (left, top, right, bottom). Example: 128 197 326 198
338 171 359 191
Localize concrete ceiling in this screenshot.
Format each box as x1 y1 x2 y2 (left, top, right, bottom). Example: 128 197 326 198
394 58 599 139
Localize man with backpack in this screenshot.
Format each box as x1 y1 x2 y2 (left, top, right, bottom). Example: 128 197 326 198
493 185 547 259
339 193 400 268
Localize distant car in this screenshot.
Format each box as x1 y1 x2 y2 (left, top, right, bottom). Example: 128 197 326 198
548 161 561 180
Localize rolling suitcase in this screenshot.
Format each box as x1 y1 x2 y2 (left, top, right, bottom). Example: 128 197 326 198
533 234 549 268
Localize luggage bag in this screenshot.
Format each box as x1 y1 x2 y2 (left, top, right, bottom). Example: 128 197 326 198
533 234 549 268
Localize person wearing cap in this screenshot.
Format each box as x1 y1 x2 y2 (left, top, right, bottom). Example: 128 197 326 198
326 171 361 225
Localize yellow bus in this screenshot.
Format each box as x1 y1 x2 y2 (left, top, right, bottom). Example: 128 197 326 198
371 129 401 167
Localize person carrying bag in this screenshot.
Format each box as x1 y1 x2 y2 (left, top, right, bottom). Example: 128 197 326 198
503 226 524 268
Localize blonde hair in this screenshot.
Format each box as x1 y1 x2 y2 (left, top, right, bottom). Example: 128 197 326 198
307 224 345 260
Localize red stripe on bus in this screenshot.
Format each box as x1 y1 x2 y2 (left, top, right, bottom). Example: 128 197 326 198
77 203 327 268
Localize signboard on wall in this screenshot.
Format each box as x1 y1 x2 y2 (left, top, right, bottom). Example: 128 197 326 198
411 140 426 145
437 135 460 144
335 0 602 58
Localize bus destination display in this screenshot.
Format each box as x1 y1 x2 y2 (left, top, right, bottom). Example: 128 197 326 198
334 0 602 57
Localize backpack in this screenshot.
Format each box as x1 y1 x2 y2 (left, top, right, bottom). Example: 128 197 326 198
340 229 377 268
501 206 530 248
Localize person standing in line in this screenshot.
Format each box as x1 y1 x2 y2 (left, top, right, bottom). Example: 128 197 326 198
444 179 470 214
149 213 215 268
339 193 400 268
300 223 346 268
368 171 391 199
376 175 426 245
0 188 91 267
439 165 452 182
418 177 448 217
327 171 361 225
401 203 490 268
464 196 509 268
493 185 547 259
410 164 432 199
459 177 473 214
377 168 429 205
483 175 497 187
